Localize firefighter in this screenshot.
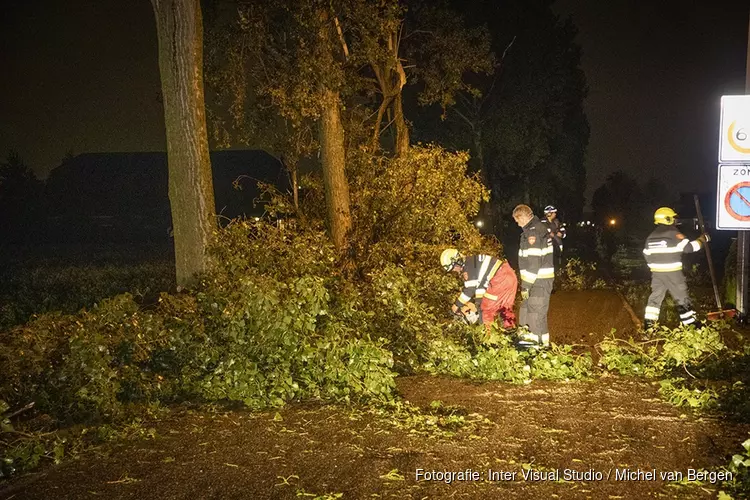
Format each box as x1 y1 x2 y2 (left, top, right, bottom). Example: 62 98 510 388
542 205 566 286
543 205 566 257
513 204 555 347
643 207 709 328
440 248 518 331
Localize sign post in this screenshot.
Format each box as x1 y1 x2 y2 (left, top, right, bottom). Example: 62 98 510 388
731 12 750 320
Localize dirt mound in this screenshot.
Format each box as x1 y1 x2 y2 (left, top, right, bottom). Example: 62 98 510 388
548 290 638 345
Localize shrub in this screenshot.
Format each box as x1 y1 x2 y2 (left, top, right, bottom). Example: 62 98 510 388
558 257 607 291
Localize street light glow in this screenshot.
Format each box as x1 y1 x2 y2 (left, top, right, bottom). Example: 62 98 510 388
609 218 616 226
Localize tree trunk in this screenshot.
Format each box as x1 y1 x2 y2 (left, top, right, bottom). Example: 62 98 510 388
392 92 409 157
291 163 299 213
151 0 216 288
319 88 352 250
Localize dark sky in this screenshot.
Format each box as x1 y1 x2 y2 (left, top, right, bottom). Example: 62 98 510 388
1 1 749 208
0 1 164 177
554 0 749 204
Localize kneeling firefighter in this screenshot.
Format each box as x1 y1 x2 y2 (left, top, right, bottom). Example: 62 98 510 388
643 207 709 328
440 249 518 330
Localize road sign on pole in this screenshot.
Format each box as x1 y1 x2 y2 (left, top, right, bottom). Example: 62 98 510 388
717 164 750 229
719 95 750 163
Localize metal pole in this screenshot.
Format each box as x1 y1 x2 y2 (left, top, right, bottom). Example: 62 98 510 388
736 9 750 321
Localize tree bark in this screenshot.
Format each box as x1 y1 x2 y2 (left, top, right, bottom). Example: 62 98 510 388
392 92 409 157
151 0 216 288
319 88 352 251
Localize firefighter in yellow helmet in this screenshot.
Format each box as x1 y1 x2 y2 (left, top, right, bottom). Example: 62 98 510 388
440 248 518 331
643 207 709 329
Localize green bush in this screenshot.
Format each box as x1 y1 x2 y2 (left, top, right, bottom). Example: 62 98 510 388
559 257 607 291
0 145 517 476
722 438 750 498
598 323 726 379
0 260 174 332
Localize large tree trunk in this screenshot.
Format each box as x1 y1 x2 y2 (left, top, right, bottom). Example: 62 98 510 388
392 93 409 157
151 0 216 288
319 88 352 251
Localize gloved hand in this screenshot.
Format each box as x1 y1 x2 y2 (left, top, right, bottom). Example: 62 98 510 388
520 288 530 301
698 233 711 243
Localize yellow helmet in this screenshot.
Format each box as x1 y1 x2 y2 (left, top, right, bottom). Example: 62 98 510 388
654 207 677 225
440 248 464 272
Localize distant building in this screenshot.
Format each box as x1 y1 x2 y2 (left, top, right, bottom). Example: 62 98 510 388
43 150 288 243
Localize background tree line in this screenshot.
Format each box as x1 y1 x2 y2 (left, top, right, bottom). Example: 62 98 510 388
1 0 590 287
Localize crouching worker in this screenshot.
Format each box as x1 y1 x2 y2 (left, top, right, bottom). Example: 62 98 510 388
440 248 518 332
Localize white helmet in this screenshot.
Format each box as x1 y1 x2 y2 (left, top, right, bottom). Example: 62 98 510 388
440 248 464 272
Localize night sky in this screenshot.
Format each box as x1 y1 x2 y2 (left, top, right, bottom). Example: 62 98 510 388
1 1 749 206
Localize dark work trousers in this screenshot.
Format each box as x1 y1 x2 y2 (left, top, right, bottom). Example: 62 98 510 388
519 279 553 336
645 271 696 325
552 243 563 287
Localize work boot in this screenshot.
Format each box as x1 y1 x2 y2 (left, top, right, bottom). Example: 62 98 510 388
641 319 656 340
682 319 704 329
515 327 542 349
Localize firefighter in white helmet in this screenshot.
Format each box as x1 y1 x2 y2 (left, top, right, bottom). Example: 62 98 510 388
643 207 709 329
542 205 566 289
440 248 518 331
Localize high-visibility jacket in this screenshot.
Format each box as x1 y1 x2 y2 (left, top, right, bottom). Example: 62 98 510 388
519 216 555 289
454 254 507 309
643 225 703 273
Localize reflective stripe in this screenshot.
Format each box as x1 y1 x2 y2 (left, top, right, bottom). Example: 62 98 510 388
690 241 701 251
520 247 554 257
476 257 492 285
648 262 683 272
682 317 696 325
645 306 660 320
484 292 498 300
680 310 695 319
520 270 537 282
676 238 690 251
643 246 685 255
458 293 471 304
476 288 486 298
487 261 502 282
537 267 554 279
464 279 479 287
